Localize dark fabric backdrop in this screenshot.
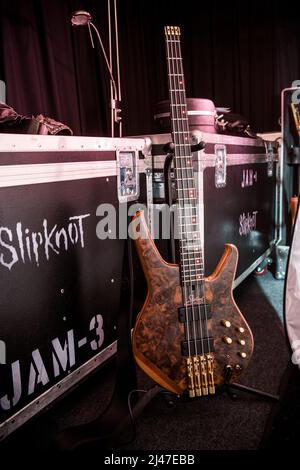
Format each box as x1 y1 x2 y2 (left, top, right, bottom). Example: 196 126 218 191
0 0 300 137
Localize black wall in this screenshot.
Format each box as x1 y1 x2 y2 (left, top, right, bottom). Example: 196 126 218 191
1 0 300 137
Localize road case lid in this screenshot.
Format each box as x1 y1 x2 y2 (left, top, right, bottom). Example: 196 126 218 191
0 133 146 153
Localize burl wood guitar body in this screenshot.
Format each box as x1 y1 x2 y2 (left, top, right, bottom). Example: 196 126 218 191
132 212 254 394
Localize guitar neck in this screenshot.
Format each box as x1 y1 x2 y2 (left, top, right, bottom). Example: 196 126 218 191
164 26 204 288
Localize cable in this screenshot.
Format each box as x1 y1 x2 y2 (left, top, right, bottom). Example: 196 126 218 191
127 236 135 332
118 388 148 445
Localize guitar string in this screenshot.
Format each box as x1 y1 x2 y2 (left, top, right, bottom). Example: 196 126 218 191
171 30 201 359
165 30 192 361
175 33 204 355
172 33 200 359
190 122 211 357
180 69 211 359
176 57 212 360
178 33 204 355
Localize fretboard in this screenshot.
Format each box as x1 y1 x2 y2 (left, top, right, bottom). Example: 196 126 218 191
164 26 204 287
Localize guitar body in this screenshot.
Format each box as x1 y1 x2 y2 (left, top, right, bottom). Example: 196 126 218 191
132 212 254 394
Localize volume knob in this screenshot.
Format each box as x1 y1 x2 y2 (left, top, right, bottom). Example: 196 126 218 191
223 336 233 345
236 326 245 333
238 352 247 358
221 319 231 328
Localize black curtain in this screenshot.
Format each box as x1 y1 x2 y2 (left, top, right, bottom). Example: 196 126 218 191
1 0 300 137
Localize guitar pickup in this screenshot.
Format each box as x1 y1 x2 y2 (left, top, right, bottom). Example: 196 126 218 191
178 304 212 323
181 337 214 356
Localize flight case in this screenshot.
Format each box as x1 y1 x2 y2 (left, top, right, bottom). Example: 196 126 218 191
141 129 281 285
0 133 147 440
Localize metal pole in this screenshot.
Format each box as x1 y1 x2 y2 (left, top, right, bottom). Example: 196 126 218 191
114 0 122 136
107 0 114 137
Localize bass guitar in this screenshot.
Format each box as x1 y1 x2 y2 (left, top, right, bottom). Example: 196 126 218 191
132 26 254 398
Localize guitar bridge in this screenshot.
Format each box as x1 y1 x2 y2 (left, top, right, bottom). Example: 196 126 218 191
185 353 216 397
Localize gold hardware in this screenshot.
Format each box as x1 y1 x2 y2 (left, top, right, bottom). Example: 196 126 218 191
238 352 247 358
237 326 245 333
223 336 233 344
200 355 209 395
206 354 216 395
238 339 246 346
186 357 195 398
186 353 216 397
221 319 231 328
165 26 181 37
192 356 202 397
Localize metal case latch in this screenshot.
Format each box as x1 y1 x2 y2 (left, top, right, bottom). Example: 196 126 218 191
266 143 274 177
215 144 227 188
0 340 6 364
116 150 140 202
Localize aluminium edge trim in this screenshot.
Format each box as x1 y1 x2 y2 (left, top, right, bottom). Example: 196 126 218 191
0 340 117 441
